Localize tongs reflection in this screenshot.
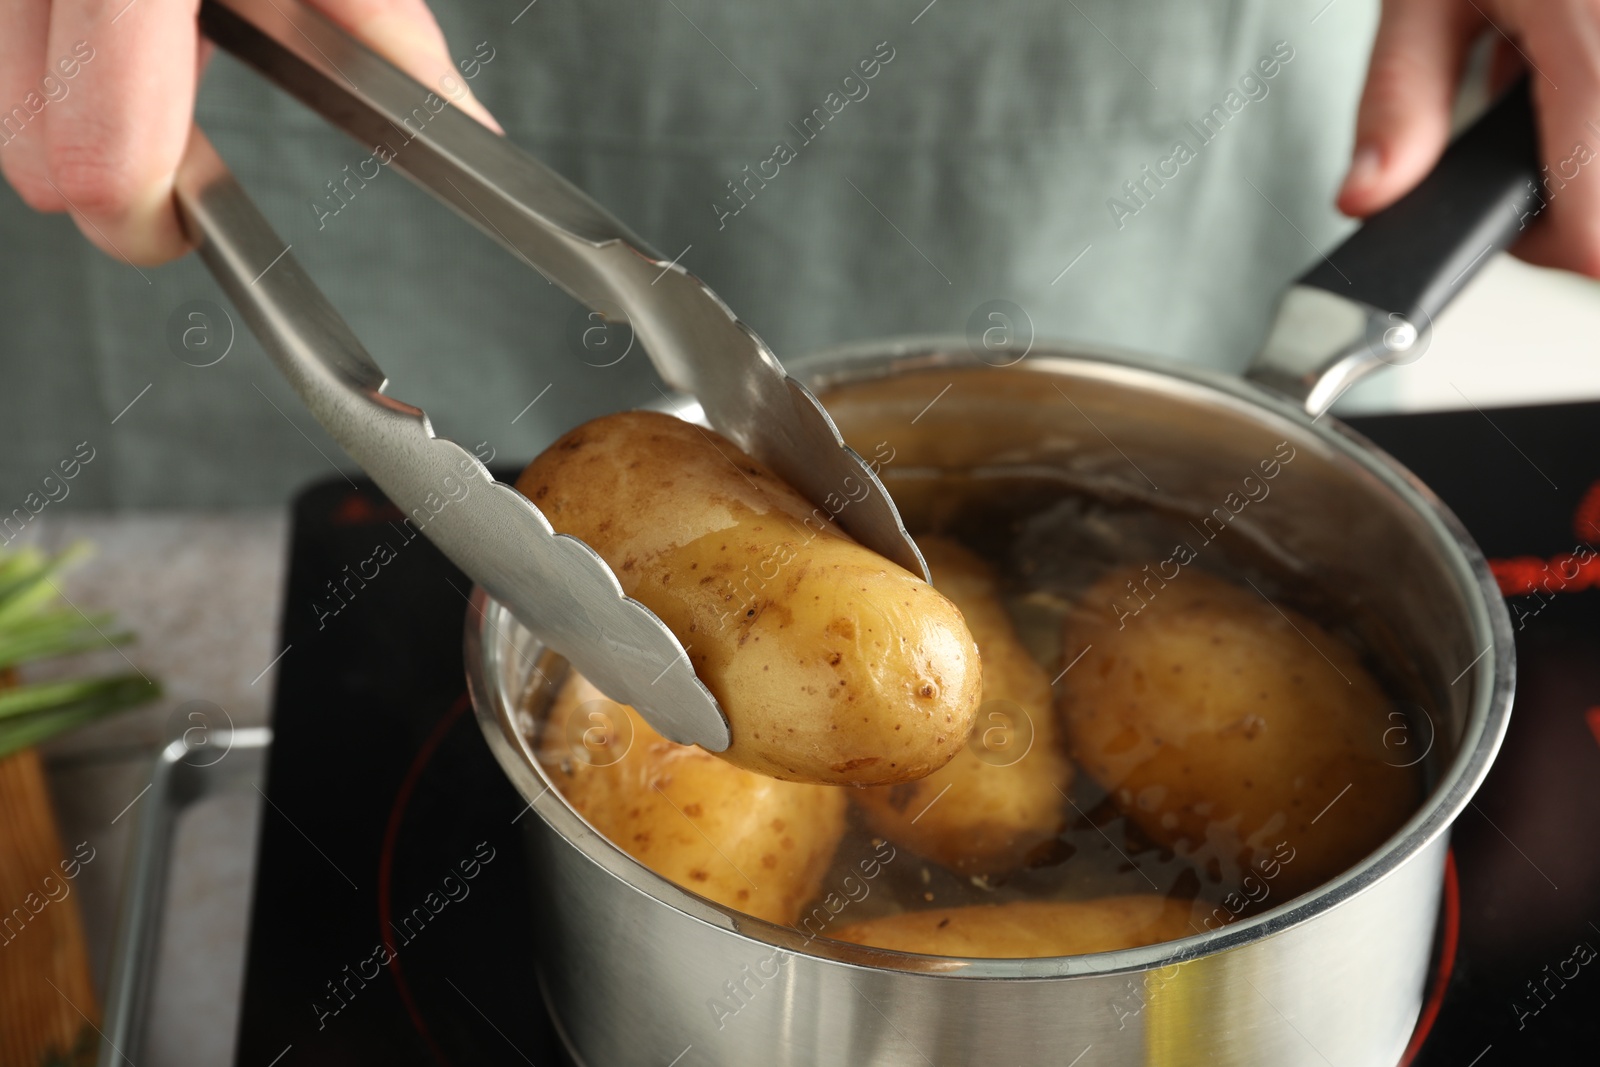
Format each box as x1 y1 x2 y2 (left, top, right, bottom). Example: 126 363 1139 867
178 0 926 751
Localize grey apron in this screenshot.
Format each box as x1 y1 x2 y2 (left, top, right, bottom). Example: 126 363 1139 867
0 0 1376 509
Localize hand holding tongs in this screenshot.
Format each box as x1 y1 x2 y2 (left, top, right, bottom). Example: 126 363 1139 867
178 0 926 751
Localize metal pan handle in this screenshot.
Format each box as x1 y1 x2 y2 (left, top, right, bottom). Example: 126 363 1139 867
96 726 271 1067
1249 79 1540 415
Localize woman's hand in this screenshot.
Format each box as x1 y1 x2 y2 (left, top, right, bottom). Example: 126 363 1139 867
0 0 497 265
1339 0 1600 278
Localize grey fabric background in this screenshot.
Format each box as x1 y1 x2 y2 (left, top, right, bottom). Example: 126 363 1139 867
0 0 1376 510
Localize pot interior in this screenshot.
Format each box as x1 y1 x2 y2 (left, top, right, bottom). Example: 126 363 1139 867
470 341 1512 975
813 353 1482 754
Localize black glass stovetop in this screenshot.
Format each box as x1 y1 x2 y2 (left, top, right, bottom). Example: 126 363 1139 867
232 402 1600 1066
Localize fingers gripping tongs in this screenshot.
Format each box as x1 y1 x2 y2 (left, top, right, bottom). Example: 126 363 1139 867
178 0 926 751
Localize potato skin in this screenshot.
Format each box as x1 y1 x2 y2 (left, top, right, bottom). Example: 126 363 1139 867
854 538 1072 875
538 672 848 926
517 410 982 785
1060 567 1420 898
832 896 1198 958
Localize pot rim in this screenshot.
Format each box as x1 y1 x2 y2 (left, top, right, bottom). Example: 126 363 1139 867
466 336 1516 980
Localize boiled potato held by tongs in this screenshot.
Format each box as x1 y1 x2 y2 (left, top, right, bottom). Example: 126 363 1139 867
853 537 1072 873
519 413 982 785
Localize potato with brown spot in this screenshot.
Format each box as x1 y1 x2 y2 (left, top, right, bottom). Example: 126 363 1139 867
831 895 1198 958
854 538 1073 875
539 672 847 925
1059 567 1420 898
518 410 982 785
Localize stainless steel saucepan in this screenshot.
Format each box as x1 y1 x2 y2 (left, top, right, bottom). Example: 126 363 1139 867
462 87 1533 1067
469 338 1514 1066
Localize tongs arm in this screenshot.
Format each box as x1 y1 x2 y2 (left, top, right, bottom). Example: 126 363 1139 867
199 0 927 580
174 129 730 751
201 0 652 304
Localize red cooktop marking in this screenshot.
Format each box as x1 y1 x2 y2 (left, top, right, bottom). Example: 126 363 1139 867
1401 849 1461 1066
377 692 472 1067
1586 707 1600 752
1573 479 1600 542
1488 552 1600 597
1487 478 1600 597
332 492 404 526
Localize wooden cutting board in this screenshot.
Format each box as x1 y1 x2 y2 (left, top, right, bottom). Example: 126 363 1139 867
0 747 98 1067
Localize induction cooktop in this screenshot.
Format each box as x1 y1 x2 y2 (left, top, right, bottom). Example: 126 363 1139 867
230 401 1600 1066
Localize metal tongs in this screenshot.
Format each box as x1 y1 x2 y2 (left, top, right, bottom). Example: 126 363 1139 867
178 0 927 751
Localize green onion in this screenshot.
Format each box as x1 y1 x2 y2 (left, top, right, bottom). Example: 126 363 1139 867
0 611 131 671
0 542 159 756
0 679 159 760
0 541 90 629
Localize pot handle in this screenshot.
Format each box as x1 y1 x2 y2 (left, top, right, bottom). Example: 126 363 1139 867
1248 79 1540 415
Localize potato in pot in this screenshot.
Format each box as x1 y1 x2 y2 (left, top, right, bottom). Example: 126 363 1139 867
1059 567 1420 898
854 537 1072 875
517 411 982 786
832 895 1199 958
539 672 848 926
